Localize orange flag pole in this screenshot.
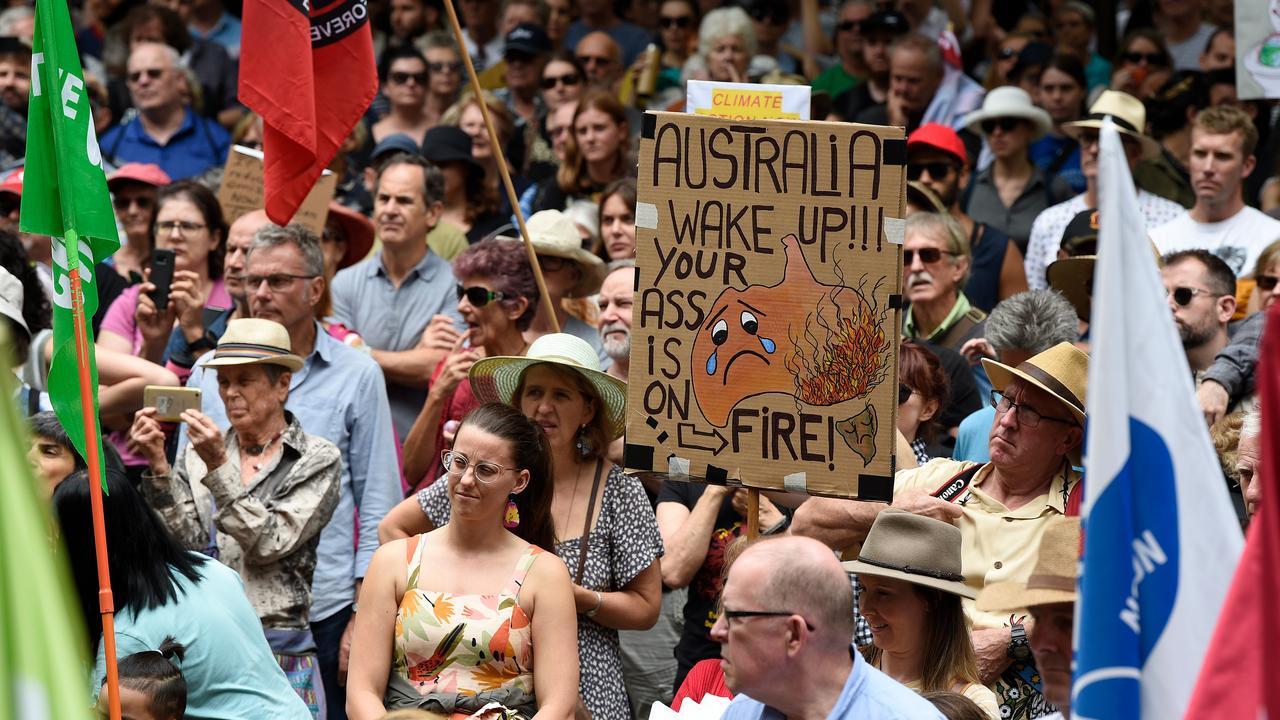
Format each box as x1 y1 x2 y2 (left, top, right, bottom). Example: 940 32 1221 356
69 264 120 720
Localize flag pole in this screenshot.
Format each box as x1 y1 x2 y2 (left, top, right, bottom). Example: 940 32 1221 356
68 255 121 720
441 0 560 334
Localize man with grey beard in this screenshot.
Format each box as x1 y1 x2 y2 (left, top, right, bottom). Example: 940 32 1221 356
902 212 986 354
598 261 634 380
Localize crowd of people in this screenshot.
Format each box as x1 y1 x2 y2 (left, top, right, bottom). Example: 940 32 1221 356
1 0 1273 718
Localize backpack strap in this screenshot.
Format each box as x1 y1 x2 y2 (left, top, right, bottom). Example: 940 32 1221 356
935 307 988 350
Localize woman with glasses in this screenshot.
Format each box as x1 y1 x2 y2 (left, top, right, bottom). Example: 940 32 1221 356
106 163 171 284
540 52 586 112
400 237 542 491
348 402 581 719
981 32 1032 91
423 32 466 129
1253 240 1280 312
656 0 698 93
380 334 664 720
1110 29 1172 98
130 318 342 716
897 341 951 465
373 45 434 146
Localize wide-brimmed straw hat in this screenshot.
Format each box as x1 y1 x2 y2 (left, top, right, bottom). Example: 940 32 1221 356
962 86 1053 139
1062 90 1160 159
841 509 976 599
981 342 1087 425
469 333 627 440
525 210 606 298
977 516 1080 611
203 318 304 371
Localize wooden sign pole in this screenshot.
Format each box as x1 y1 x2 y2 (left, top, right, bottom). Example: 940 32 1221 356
746 489 760 539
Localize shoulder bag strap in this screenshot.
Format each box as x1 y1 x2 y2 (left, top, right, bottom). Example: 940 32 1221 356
574 458 606 585
930 463 984 503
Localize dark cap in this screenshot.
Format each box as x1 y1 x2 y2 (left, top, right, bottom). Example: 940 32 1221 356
1060 209 1099 257
504 22 551 58
862 10 909 35
422 125 484 191
1009 42 1053 83
370 133 421 167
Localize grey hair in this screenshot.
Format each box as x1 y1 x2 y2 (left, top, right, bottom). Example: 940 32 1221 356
699 7 758 59
247 223 325 278
1240 405 1261 440
890 34 942 74
984 290 1079 354
904 211 970 286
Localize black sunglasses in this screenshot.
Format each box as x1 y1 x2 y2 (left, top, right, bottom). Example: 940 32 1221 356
1123 51 1164 66
659 15 692 28
906 162 957 181
388 71 427 85
898 383 913 404
836 20 860 32
457 284 506 306
113 195 154 210
127 68 164 83
1258 274 1279 292
428 61 463 74
903 247 958 265
981 117 1025 134
541 72 582 89
1167 285 1209 307
748 6 788 24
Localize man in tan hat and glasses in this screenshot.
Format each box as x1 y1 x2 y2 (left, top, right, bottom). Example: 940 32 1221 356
975 516 1081 720
1023 90 1183 289
793 341 1087 717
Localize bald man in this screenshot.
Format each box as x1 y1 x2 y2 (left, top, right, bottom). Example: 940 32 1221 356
712 537 944 719
575 31 624 92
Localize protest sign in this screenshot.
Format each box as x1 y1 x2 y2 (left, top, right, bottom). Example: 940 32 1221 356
624 112 905 501
217 145 337 234
1236 0 1280 99
686 80 810 121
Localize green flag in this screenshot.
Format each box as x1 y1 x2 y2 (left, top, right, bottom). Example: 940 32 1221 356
20 0 120 481
0 329 94 720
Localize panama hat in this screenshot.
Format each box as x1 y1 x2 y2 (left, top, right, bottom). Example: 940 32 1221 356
1062 90 1160 159
982 342 1087 426
469 333 628 439
961 86 1053 139
976 516 1080 612
203 318 304 372
842 509 976 599
525 210 606 298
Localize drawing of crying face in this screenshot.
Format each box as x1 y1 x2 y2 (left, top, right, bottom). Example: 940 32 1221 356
703 301 777 383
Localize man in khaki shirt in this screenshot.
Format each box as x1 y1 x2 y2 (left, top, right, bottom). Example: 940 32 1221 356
792 342 1087 718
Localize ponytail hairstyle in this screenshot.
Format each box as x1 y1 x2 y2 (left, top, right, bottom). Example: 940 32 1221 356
456 403 557 550
114 636 188 720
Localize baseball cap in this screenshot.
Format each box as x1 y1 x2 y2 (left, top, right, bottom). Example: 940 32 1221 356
862 10 909 35
370 133 421 168
504 22 551 58
0 167 22 197
907 123 967 165
1059 209 1099 257
107 163 171 190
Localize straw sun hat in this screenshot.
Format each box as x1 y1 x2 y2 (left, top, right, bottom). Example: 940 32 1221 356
977 516 1081 612
841 509 976 599
203 318 304 372
1062 89 1161 159
469 333 628 440
524 210 607 298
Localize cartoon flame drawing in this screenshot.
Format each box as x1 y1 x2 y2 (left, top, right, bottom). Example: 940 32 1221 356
691 234 892 437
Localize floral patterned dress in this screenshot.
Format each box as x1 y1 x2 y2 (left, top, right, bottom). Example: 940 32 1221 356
387 534 542 718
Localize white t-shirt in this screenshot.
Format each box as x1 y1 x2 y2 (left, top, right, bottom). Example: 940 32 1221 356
1150 206 1280 277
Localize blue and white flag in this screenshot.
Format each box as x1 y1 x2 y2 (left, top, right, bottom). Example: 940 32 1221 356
1074 119 1243 719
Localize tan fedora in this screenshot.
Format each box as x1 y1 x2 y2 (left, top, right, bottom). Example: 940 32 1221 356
1062 90 1160 159
203 318 304 372
976 516 1080 611
1046 240 1165 323
982 342 1087 425
841 509 976 599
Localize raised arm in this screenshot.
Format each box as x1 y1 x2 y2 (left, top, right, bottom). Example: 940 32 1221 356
655 483 731 589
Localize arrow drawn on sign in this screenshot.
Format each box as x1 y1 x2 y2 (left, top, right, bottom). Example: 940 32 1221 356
677 423 728 453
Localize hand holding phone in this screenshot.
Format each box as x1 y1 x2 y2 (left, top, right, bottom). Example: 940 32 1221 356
148 248 176 311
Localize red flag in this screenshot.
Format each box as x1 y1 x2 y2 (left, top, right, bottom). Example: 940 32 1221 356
1185 302 1280 717
938 26 962 70
239 0 376 225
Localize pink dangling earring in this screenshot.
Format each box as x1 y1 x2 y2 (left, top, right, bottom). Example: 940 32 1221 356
504 495 520 529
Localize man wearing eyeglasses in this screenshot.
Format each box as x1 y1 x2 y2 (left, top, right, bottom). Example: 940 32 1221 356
811 0 874 100
712 536 944 720
98 42 230 181
575 32 625 92
793 342 1088 719
901 211 987 356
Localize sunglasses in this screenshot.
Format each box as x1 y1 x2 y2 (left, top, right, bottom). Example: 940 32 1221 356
113 195 154 210
1123 51 1164 66
127 68 165 83
906 162 957 181
456 284 506 306
427 61 463 74
1257 274 1280 292
748 6 788 24
898 383 913 404
659 15 692 28
981 117 1025 134
541 73 582 89
388 71 428 85
1167 285 1210 306
836 20 861 32
903 247 958 265
577 54 614 67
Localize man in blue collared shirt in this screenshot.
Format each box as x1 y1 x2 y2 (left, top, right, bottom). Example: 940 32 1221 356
714 537 944 720
184 224 401 720
99 43 230 180
331 154 462 442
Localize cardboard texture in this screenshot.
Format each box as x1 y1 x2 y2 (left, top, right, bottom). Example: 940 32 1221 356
627 112 905 501
218 145 337 234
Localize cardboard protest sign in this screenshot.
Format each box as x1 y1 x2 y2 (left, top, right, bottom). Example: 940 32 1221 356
1236 0 1280 99
625 112 905 501
686 80 810 121
218 145 337 234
